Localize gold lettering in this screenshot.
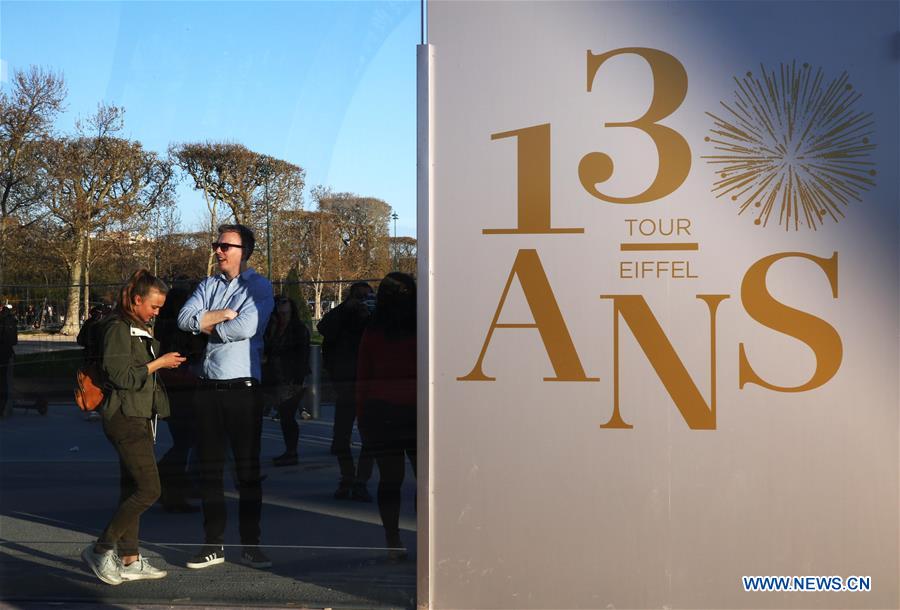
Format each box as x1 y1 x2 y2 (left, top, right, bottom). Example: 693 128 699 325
579 48 691 204
485 124 583 235
739 252 842 392
655 260 668 278
459 249 598 382
625 217 692 236
600 294 729 429
618 260 697 279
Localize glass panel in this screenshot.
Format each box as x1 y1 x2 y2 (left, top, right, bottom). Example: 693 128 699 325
0 2 418 607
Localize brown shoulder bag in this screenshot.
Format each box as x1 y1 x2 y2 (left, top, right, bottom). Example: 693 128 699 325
75 364 105 411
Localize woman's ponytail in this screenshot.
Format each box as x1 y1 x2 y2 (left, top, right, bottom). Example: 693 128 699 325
116 269 169 329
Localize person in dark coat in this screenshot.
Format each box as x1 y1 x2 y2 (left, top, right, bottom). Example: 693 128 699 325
77 305 108 363
81 269 185 584
0 304 17 417
356 272 417 561
155 281 207 512
264 296 310 466
77 304 111 421
317 282 375 500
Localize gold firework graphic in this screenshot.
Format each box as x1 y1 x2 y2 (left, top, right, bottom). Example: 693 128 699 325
704 62 876 230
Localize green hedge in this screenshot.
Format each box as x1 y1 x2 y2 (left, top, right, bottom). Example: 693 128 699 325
13 348 83 380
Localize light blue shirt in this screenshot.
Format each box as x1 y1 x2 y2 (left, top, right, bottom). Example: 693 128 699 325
177 268 274 382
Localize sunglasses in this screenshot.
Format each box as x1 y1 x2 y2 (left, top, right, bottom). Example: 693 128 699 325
211 242 244 252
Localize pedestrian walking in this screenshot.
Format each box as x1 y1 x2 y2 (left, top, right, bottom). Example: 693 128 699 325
77 304 110 422
356 272 417 561
264 296 311 466
155 281 206 513
77 305 109 363
318 282 375 501
81 269 185 585
0 304 17 417
177 224 274 570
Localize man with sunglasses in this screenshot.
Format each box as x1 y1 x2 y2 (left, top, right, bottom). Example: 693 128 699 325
177 224 274 570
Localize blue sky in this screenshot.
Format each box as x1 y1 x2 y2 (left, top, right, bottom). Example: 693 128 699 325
0 0 420 237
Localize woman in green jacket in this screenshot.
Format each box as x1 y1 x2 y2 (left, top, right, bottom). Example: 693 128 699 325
81 270 186 585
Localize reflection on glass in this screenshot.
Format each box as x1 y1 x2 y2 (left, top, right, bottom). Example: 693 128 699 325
0 1 418 606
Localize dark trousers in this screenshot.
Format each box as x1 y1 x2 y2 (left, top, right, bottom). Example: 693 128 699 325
157 387 196 506
194 382 263 546
275 389 304 454
0 356 11 415
332 383 374 484
97 410 161 556
361 401 416 537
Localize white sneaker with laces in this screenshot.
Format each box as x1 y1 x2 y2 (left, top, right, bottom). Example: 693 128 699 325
119 555 168 581
81 545 122 585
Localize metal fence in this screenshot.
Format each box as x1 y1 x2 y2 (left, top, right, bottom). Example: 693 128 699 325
0 277 383 335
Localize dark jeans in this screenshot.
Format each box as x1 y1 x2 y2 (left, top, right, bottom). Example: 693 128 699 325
332 382 374 485
361 400 416 536
0 356 11 415
274 388 304 454
194 381 263 546
97 410 161 556
157 386 196 506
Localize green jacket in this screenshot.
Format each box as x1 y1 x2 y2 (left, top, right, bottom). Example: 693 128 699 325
100 316 170 420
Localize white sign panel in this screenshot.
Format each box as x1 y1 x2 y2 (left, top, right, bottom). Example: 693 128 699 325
425 1 899 608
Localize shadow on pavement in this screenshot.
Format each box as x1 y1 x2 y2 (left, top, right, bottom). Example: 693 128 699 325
0 404 417 609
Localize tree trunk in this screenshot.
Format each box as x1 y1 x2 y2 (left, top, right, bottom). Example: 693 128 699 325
206 191 218 276
313 282 323 320
62 232 85 336
82 235 91 320
0 218 6 288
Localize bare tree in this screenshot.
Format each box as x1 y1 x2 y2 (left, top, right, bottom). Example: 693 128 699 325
171 142 225 274
154 228 209 281
294 207 340 319
389 236 417 276
6 217 68 286
317 189 391 297
172 142 304 275
256 154 305 278
41 104 175 334
0 66 67 284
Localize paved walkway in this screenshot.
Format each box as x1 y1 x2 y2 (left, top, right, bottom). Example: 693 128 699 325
14 332 80 355
0 402 418 609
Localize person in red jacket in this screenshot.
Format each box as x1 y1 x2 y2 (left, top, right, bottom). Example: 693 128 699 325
356 272 416 561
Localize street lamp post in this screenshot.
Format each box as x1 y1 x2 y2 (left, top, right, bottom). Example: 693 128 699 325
391 211 399 270
261 160 273 280
153 211 160 277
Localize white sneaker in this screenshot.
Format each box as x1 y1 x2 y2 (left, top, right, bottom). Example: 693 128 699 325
81 545 122 585
119 555 167 581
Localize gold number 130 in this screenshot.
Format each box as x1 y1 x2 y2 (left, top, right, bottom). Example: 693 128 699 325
486 48 690 234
